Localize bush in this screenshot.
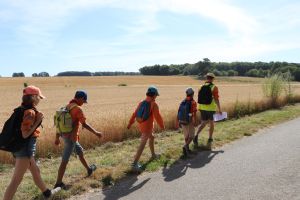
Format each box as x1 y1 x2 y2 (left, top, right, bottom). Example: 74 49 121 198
227 70 238 76
294 68 300 81
262 74 287 107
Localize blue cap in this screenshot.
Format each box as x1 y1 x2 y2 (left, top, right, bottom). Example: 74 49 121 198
146 86 159 96
75 90 88 103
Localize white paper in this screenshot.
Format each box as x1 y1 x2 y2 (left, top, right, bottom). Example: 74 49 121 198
213 112 227 122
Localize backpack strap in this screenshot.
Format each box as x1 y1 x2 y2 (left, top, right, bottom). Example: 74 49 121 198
67 103 78 111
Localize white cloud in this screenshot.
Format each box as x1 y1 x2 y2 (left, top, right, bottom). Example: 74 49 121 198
4 0 258 41
1 0 300 73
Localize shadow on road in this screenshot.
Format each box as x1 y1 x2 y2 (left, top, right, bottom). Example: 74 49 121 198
162 149 224 182
102 175 151 200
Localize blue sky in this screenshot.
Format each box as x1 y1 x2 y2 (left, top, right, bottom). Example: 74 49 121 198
0 0 299 77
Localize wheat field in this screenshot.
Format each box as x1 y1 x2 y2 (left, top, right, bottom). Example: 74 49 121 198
0 76 299 163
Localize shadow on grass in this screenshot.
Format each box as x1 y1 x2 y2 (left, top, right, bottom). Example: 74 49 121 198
162 148 224 182
102 174 151 200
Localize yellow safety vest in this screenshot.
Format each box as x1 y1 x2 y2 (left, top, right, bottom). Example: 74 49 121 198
198 83 217 111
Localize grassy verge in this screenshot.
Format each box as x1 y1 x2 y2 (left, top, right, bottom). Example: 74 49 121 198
1 104 300 199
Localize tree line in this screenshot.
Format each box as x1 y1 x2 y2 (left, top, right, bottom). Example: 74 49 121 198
139 59 300 81
8 71 140 77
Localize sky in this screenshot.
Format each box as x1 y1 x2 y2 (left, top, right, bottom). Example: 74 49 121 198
0 0 300 77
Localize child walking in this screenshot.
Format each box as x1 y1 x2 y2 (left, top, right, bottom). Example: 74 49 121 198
3 86 56 200
127 86 165 172
177 88 197 157
54 90 102 189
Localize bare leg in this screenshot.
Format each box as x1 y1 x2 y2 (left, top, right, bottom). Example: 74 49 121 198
209 120 214 139
149 136 155 156
133 137 148 163
56 160 68 185
28 157 47 192
78 153 90 170
4 158 30 200
196 120 208 136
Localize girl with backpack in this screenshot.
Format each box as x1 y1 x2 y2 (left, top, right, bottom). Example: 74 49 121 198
3 86 56 200
127 86 165 172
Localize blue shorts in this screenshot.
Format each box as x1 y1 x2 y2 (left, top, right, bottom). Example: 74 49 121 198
13 137 37 158
62 137 84 162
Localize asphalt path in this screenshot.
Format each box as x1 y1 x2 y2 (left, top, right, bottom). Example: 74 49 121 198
72 118 300 200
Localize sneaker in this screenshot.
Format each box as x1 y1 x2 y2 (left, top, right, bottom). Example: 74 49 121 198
131 162 143 172
193 135 198 147
206 138 213 150
43 189 52 198
43 187 61 199
87 164 97 177
54 182 66 190
51 187 61 195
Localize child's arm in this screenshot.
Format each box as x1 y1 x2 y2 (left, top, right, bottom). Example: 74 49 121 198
191 101 197 126
127 105 138 129
153 103 165 130
82 122 102 139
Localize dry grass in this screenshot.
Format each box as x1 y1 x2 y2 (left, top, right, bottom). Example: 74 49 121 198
1 76 300 163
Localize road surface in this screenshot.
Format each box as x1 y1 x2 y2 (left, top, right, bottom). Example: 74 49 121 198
72 118 300 200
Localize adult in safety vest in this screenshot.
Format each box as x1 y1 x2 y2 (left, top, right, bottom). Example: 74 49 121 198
193 73 222 149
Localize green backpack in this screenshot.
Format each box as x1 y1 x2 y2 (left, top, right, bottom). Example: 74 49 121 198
54 104 77 134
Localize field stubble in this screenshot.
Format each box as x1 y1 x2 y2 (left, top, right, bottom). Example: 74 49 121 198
0 76 299 163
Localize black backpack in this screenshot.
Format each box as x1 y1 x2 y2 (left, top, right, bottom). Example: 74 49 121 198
0 106 35 153
198 83 213 105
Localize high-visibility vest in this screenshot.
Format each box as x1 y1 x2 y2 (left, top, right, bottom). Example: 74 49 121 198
198 83 217 111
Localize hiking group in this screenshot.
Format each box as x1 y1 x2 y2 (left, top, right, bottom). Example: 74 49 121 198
0 73 221 199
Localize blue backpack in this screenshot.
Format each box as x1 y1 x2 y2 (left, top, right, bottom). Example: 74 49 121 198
177 100 192 125
136 100 151 123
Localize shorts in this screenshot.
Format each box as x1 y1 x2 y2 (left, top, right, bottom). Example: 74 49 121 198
141 132 154 141
181 123 195 139
13 137 37 158
62 137 84 162
200 110 215 121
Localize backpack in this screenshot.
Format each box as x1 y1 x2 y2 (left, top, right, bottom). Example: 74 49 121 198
54 104 77 134
136 100 151 123
177 100 192 125
0 106 35 153
198 83 213 105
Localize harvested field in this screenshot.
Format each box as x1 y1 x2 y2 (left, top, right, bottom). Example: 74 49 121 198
0 76 299 163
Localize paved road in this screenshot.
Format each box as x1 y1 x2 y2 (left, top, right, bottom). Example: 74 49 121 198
73 118 300 200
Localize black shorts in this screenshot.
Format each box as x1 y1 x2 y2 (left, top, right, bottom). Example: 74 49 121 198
200 110 215 121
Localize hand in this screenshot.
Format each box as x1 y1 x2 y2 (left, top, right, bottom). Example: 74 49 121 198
35 112 44 124
217 110 222 114
54 138 60 146
95 131 102 139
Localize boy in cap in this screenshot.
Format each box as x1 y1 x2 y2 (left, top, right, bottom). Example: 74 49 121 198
177 87 197 157
54 90 102 189
127 86 165 172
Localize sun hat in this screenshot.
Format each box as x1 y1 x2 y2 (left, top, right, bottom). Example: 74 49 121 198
23 85 45 99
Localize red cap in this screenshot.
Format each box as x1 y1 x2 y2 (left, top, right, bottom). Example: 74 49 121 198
23 85 45 99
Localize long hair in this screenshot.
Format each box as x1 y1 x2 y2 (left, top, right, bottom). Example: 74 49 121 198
22 95 34 108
